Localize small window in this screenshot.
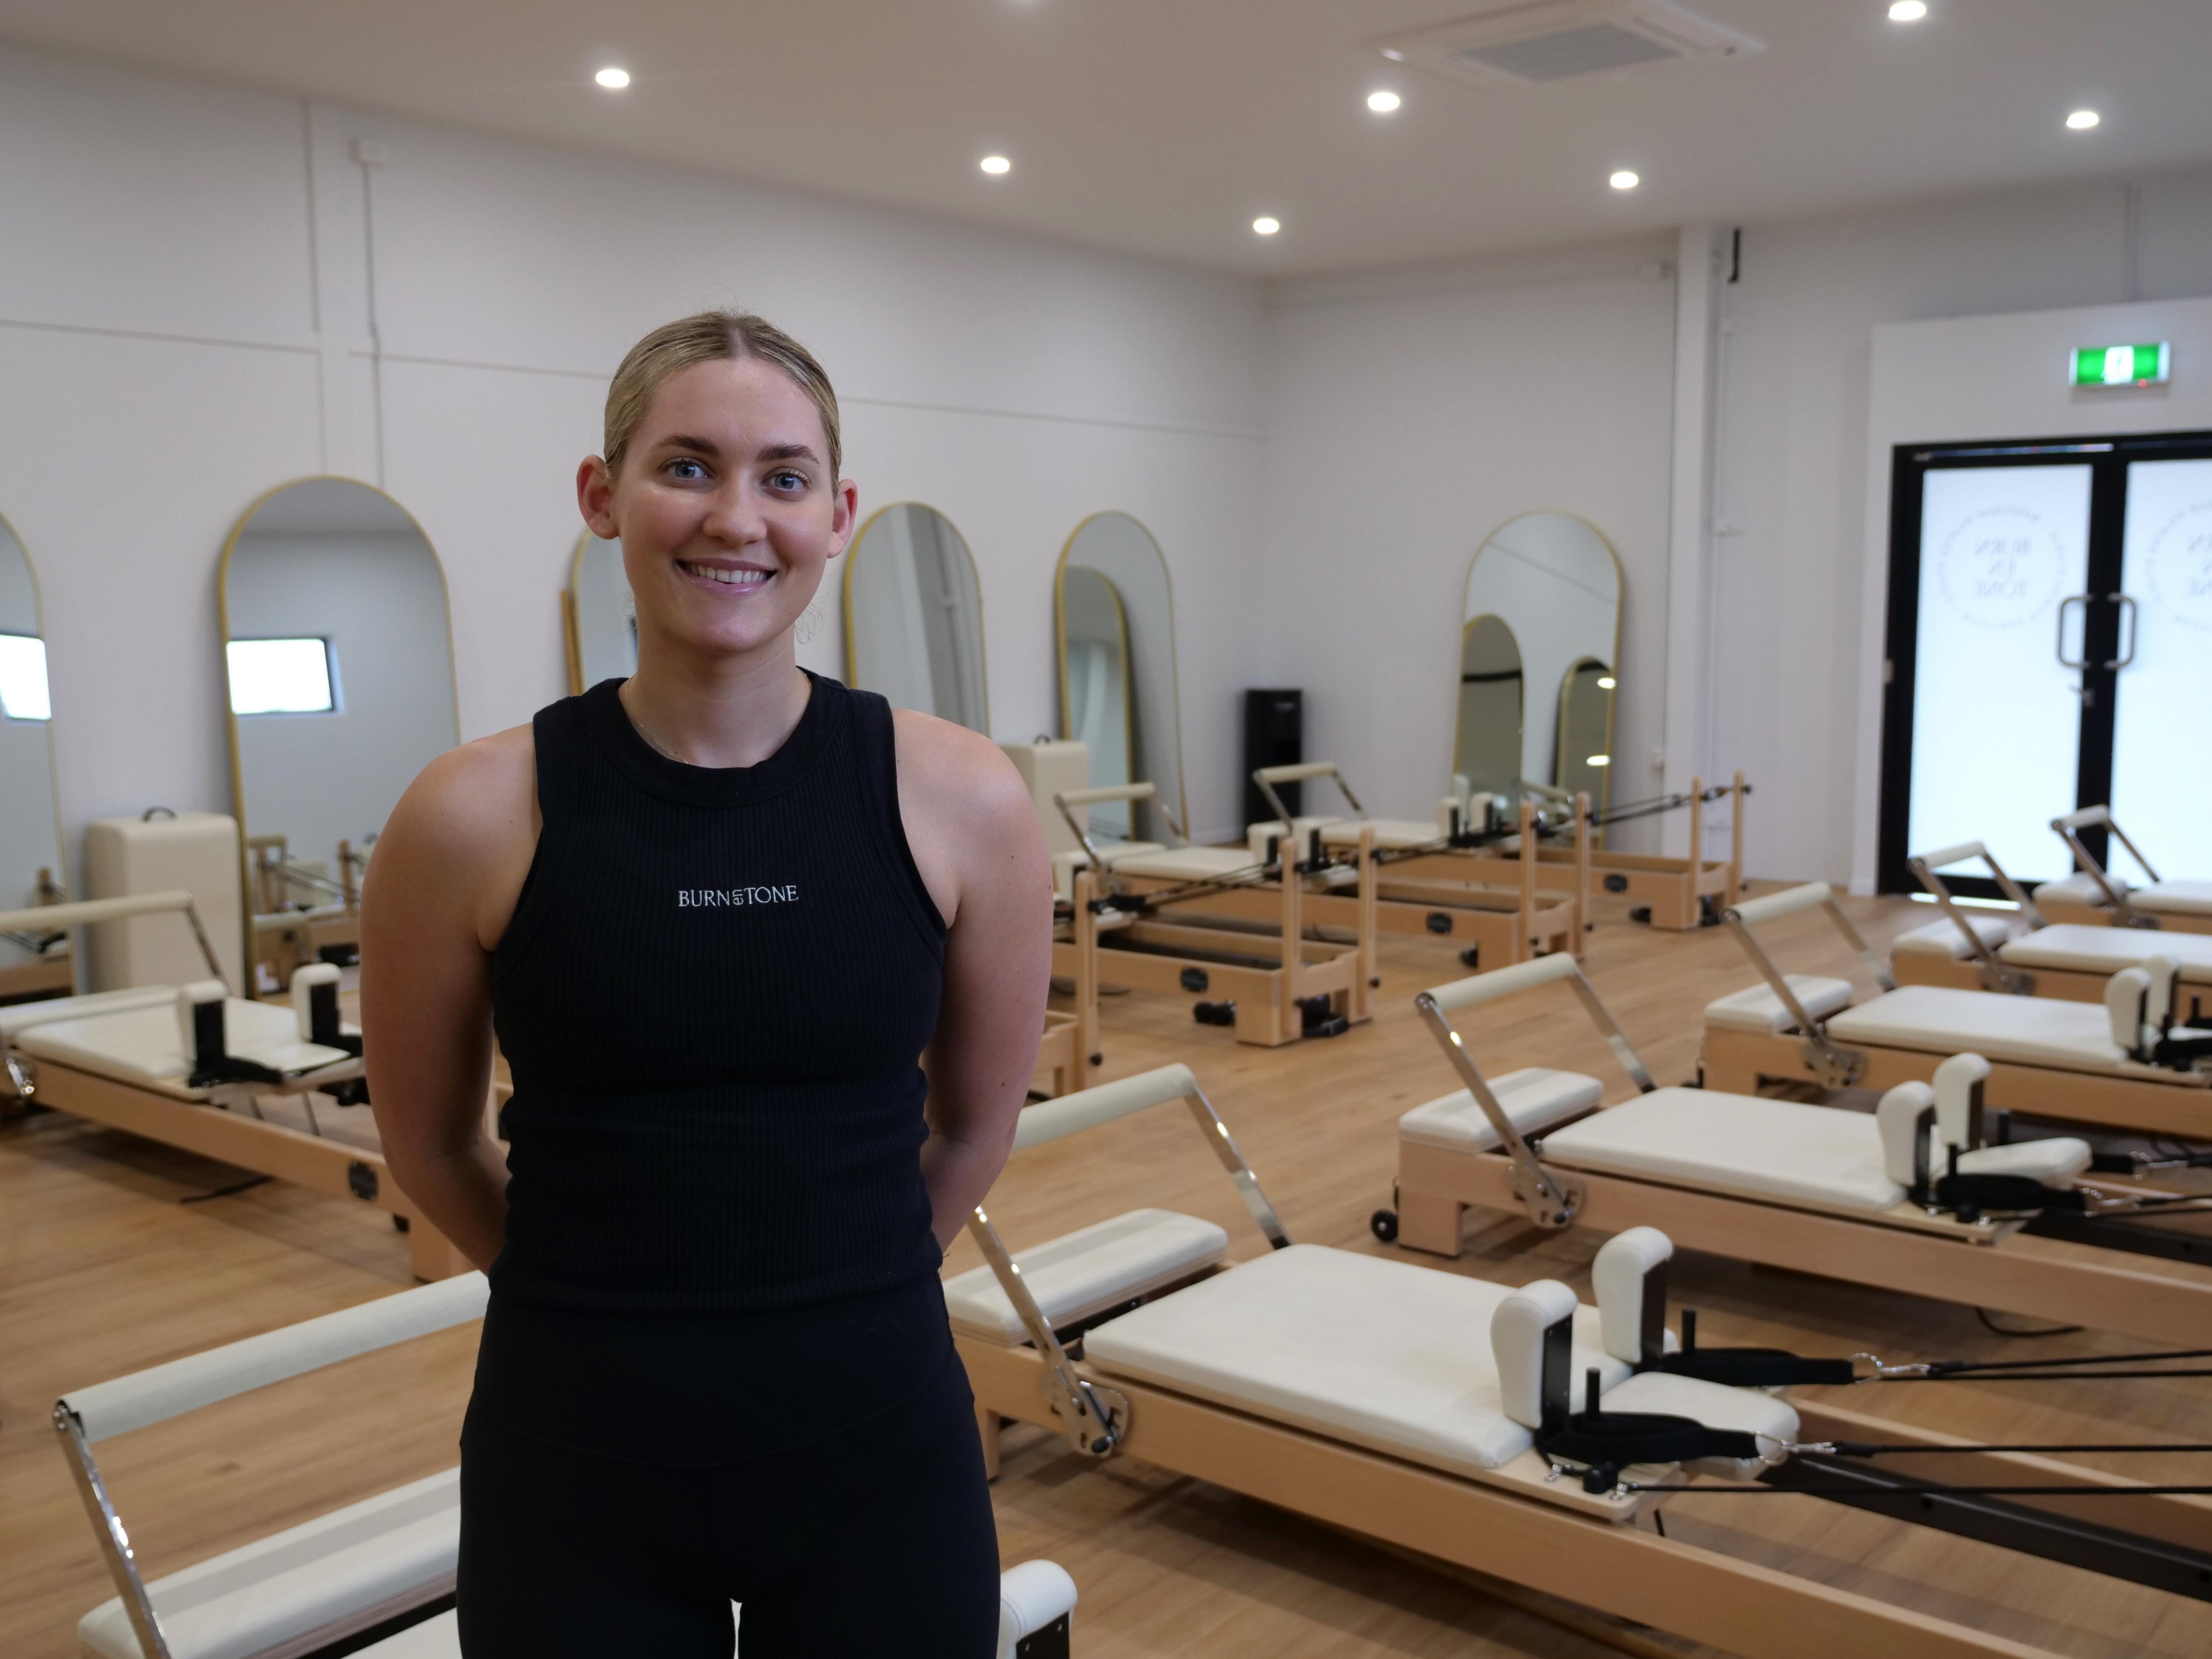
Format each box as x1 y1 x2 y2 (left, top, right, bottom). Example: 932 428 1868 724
0 632 50 721
228 637 336 715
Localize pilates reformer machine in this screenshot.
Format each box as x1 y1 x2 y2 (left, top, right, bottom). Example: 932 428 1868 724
0 892 471 1282
1699 881 2212 1140
1240 762 1586 969
954 1064 2212 1657
1049 781 1375 1072
1466 770 1750 931
55 1275 1079 1659
1893 839 2212 1008
247 832 365 991
2037 805 2212 934
1374 950 2212 1344
0 865 74 1001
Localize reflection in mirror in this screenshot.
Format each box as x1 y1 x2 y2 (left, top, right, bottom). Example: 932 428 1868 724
1056 513 1184 847
222 478 458 989
0 512 70 1000
843 504 987 732
564 533 637 695
1452 614 1523 803
1460 511 1622 813
1555 657 1616 807
1060 568 1133 839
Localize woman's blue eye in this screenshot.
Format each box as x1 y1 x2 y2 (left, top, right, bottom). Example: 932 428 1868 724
666 458 707 480
769 471 805 491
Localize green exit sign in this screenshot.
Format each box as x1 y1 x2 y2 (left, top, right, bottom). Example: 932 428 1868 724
2071 342 2170 387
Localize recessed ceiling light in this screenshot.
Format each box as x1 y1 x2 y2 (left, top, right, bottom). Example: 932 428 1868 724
2066 108 2101 130
1609 169 1641 191
1252 216 1281 236
1887 1 1927 21
595 66 630 89
1381 48 1406 61
1367 90 1402 113
979 154 1012 175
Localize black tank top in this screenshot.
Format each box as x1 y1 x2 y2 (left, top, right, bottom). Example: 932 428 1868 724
488 674 947 1317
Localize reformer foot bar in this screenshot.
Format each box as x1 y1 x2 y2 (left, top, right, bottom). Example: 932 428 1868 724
958 1066 2212 1658
0 893 470 1282
1050 783 1375 1072
1245 762 1586 968
54 1278 1079 1659
2042 806 2212 935
1894 840 2212 1008
1701 881 2212 1141
1380 951 2212 1344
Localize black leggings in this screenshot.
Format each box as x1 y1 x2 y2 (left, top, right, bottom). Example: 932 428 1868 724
456 1350 999 1656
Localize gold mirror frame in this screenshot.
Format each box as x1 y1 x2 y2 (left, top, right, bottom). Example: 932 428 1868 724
1053 511 1187 846
1459 510 1624 815
561 531 635 696
841 502 990 731
217 476 461 987
0 510 72 998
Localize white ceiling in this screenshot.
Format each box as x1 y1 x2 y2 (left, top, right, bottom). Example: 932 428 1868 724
4 0 2209 277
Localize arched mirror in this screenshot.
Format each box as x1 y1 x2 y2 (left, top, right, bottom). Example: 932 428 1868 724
1056 513 1184 847
1460 511 1623 813
0 514 70 1000
221 478 459 990
843 503 987 732
563 532 637 695
1452 614 1523 803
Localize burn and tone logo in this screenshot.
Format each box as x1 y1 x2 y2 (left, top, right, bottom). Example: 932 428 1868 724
2143 499 2212 633
1934 504 2066 630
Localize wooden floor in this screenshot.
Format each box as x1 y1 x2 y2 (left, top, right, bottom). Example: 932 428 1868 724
6 889 2212 1657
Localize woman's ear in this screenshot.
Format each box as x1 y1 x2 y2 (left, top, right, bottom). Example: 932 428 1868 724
577 455 620 539
825 477 860 559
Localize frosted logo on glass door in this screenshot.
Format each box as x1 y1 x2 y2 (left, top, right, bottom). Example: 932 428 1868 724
1932 507 2067 630
2140 496 2212 632
2110 460 2212 872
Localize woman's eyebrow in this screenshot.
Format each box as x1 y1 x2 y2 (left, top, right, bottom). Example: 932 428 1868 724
655 433 722 457
758 442 821 465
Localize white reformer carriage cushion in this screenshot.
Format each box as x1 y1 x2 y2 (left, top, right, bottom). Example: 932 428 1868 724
79 1468 458 1659
1538 1087 2090 1214
1399 1068 1605 1154
1998 925 2212 983
1317 818 1443 852
1891 915 2011 960
2036 872 2112 908
15 998 356 1100
2137 881 2212 917
941 1209 1229 1345
1704 975 1855 1035
1082 1244 1634 1478
1826 986 2193 1080
0 985 176 1040
1107 846 1261 883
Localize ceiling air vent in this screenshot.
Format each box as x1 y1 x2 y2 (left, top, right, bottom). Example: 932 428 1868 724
1375 2 1763 89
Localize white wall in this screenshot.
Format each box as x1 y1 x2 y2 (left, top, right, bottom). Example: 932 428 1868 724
1709 173 2212 884
0 40 1265 882
1258 240 1678 847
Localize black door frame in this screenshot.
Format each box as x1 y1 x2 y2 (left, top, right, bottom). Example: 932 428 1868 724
1876 426 2212 897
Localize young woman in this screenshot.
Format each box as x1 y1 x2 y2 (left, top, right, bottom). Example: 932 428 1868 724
361 311 1052 1656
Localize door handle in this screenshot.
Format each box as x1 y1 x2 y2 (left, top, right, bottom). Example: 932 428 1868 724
2105 593 2138 671
2055 593 2091 670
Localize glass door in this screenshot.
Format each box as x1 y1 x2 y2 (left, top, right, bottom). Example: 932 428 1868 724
2109 458 2212 868
1878 428 2212 895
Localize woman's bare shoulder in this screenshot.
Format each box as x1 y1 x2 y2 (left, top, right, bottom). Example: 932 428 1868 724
889 710 1029 830
378 725 538 884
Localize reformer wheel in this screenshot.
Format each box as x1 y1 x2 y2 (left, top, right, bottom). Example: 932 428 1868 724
1458 947 1480 969
1370 1209 1399 1243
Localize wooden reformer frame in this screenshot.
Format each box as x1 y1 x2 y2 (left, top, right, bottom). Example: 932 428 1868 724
1385 952 2212 1346
0 866 74 1001
1483 771 1747 931
248 833 363 993
1242 762 1587 968
1051 797 1375 1082
1705 882 2212 1141
964 1064 2212 1659
0 893 470 1282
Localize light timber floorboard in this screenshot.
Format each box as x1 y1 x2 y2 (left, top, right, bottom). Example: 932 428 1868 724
4 890 2211 1656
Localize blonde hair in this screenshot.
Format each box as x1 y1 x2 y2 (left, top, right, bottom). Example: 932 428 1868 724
602 310 842 481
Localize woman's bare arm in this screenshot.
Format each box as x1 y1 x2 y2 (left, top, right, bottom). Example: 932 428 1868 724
360 727 539 1271
895 712 1054 1249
